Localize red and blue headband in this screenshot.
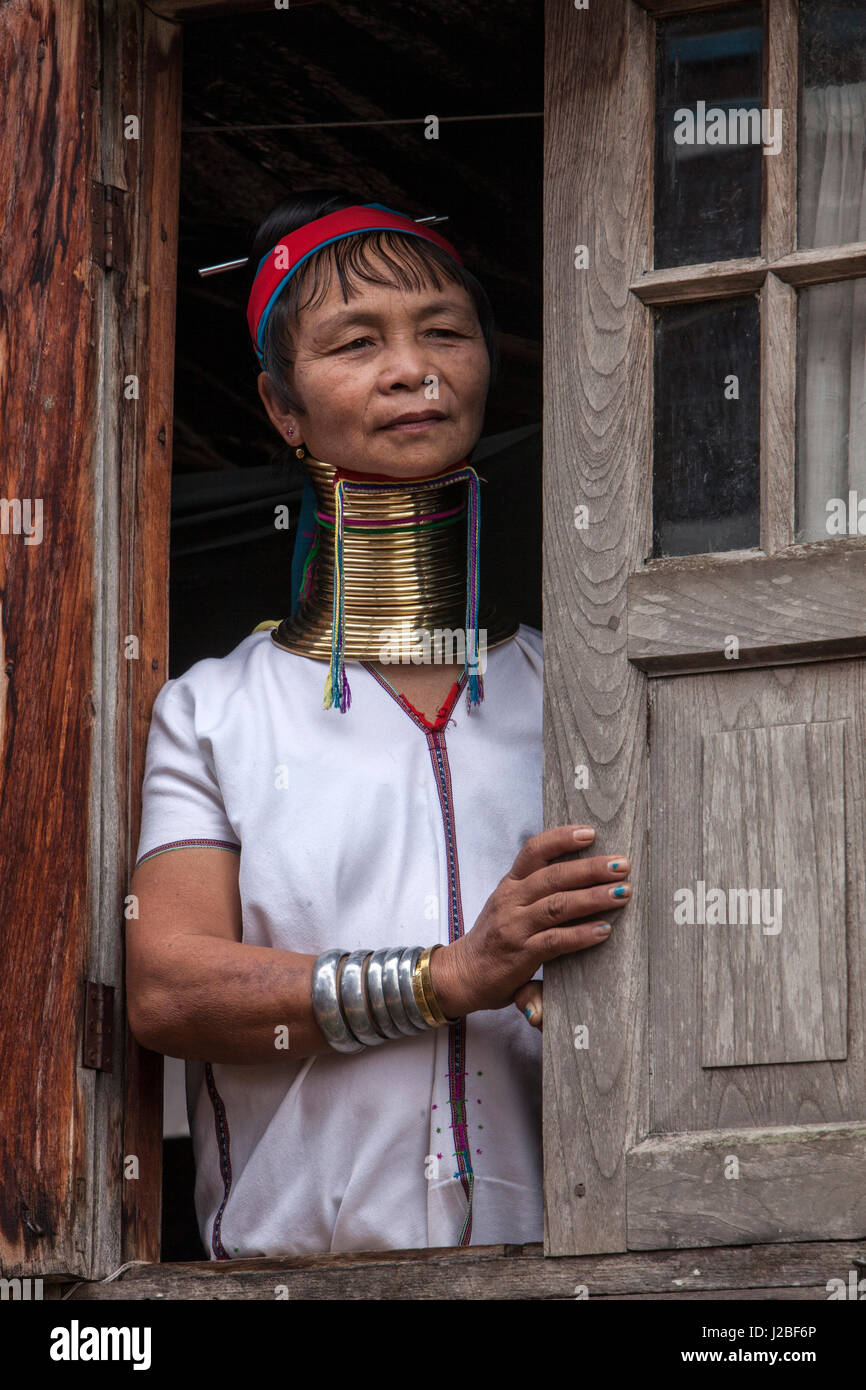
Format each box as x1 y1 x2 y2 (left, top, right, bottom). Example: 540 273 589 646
246 203 464 364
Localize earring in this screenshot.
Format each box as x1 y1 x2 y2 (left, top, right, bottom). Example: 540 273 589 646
286 427 306 459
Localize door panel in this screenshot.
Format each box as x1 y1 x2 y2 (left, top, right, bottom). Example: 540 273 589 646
648 664 864 1143
627 1123 866 1249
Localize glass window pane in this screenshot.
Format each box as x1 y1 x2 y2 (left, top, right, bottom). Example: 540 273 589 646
799 0 866 249
655 6 764 269
653 297 761 557
796 277 866 542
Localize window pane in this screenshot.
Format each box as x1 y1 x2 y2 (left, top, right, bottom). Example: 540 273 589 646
653 297 761 557
796 278 866 542
655 6 764 269
799 0 866 249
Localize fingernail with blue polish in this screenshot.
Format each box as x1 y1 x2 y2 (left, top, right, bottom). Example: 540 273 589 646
612 884 628 898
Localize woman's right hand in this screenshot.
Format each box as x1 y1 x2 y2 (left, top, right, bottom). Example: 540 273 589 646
429 825 631 1018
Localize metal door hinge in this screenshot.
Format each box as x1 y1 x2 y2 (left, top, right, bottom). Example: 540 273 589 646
91 181 126 271
83 981 115 1072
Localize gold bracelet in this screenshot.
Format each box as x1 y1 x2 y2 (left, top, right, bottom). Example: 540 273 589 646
417 944 458 1025
411 950 442 1027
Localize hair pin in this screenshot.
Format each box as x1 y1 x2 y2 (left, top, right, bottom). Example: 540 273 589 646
197 214 450 277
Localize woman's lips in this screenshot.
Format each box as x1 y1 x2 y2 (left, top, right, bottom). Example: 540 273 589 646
383 417 445 433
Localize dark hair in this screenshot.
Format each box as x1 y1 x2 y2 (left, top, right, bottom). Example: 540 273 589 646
249 190 500 417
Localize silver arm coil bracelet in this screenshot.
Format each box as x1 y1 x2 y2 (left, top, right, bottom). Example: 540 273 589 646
311 944 453 1053
366 948 408 1039
339 950 387 1046
380 946 424 1036
310 949 365 1053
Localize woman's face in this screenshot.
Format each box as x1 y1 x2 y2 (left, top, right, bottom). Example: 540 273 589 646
257 252 491 479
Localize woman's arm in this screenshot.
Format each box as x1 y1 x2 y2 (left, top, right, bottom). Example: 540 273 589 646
126 826 630 1064
126 847 335 1062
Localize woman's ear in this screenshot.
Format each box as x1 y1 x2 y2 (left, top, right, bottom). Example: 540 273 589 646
257 372 303 445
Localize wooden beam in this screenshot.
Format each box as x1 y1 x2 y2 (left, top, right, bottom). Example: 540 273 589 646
632 244 866 306
760 272 797 553
58 1238 866 1299
146 0 276 18
0 0 108 1282
769 243 866 288
628 544 866 674
119 0 184 1268
631 258 768 305
764 0 798 262
628 1124 866 1250
633 0 750 16
542 0 652 1255
146 0 323 18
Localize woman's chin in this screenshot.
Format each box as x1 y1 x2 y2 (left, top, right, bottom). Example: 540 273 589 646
355 434 475 480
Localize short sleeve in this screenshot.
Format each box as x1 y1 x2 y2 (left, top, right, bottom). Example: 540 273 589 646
134 677 240 869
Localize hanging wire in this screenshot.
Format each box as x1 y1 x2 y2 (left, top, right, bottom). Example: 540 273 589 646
183 110 542 133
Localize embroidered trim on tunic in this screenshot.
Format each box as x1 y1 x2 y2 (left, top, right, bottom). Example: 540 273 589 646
363 662 476 1245
135 838 241 870
205 1062 234 1259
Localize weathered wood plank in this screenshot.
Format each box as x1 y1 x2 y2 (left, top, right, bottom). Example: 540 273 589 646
631 247 866 307
771 243 866 287
764 0 798 263
634 0 748 16
146 0 275 18
701 720 847 1067
647 662 866 1141
628 545 866 674
58 1238 866 1299
542 0 651 1255
119 0 183 1268
0 0 104 1280
631 258 768 306
760 274 797 553
628 1125 866 1250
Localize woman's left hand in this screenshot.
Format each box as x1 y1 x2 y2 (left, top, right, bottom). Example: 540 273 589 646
513 980 543 1031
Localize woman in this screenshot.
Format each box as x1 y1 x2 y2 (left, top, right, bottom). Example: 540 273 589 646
126 191 633 1258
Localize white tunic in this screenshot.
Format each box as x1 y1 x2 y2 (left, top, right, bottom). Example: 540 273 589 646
136 623 544 1257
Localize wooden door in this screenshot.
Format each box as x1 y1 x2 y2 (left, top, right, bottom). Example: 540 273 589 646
544 0 866 1255
0 0 180 1279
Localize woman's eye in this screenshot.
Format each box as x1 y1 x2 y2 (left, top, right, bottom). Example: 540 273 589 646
335 329 462 352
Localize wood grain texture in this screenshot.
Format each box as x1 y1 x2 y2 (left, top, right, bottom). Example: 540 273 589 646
760 273 797 553
542 0 651 1255
0 0 104 1280
700 720 847 1067
648 663 866 1136
764 0 798 262
631 249 866 306
147 0 277 18
58 1237 866 1299
628 1124 866 1249
634 0 748 16
118 0 183 1268
632 258 768 306
628 545 866 674
771 243 866 286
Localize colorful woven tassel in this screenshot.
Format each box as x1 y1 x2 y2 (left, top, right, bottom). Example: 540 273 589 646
323 463 485 715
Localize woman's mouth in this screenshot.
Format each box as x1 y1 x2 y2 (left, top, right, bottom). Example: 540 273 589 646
382 412 447 433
